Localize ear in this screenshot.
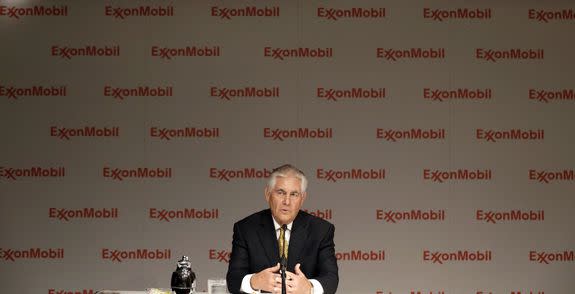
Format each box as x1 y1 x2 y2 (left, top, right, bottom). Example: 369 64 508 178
264 186 271 202
301 191 307 203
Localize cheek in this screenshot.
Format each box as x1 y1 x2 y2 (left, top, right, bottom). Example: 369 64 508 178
268 198 277 207
273 201 283 210
293 199 303 208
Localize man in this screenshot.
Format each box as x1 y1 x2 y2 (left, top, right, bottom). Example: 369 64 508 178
226 164 339 294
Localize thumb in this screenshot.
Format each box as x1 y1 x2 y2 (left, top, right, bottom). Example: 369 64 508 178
270 262 281 271
295 263 305 276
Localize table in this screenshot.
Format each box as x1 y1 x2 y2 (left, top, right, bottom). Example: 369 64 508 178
96 291 208 294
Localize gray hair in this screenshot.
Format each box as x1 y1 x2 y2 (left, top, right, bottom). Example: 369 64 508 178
267 164 308 192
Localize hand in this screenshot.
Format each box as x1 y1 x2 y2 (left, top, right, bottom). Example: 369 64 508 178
285 263 312 294
250 263 282 293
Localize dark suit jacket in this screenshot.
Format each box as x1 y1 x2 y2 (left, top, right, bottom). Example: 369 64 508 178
226 209 339 294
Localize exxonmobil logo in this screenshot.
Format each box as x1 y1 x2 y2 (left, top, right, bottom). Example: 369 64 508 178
264 47 334 60
50 126 120 140
423 8 492 21
0 5 68 19
0 248 64 262
0 166 65 180
303 209 333 220
211 6 279 20
317 87 386 102
264 128 333 141
48 289 94 294
150 127 220 140
336 250 385 261
49 208 119 221
149 208 219 222
317 168 385 182
423 88 492 102
209 249 231 263
209 167 272 181
476 210 544 224
103 167 173 181
51 45 120 59
529 8 575 22
210 86 280 100
376 48 446 61
317 7 386 20
423 169 492 182
105 5 174 19
1 85 67 100
101 248 171 262
476 48 544 62
423 250 492 264
151 46 221 60
476 129 544 142
529 169 574 183
104 85 173 100
529 89 575 103
376 128 446 142
376 209 446 223
529 250 574 264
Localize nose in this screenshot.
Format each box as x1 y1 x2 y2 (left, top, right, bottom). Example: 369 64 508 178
281 195 291 205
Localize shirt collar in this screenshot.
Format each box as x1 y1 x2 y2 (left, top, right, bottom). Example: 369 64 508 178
271 216 293 231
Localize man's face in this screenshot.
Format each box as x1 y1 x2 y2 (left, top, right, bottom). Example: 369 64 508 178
265 176 307 225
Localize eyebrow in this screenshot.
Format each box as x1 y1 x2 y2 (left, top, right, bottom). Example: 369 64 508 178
275 189 301 194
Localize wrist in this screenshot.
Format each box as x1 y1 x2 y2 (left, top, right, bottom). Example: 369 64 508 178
249 275 259 292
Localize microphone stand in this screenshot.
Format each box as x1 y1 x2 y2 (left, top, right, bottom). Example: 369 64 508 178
280 224 287 294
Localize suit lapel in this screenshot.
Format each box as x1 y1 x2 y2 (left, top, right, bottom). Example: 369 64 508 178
257 210 279 266
287 211 309 271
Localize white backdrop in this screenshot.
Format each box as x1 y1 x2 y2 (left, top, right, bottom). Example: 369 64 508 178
1 1 574 293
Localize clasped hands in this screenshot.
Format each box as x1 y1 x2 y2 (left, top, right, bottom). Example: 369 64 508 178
250 263 312 294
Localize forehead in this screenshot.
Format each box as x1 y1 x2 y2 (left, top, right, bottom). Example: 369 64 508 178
273 176 302 191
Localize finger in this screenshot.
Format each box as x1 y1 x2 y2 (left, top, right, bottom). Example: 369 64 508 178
261 280 275 293
286 278 296 289
270 273 281 286
295 263 303 275
269 262 281 272
295 263 307 279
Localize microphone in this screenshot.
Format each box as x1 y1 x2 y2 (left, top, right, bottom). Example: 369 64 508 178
280 224 287 294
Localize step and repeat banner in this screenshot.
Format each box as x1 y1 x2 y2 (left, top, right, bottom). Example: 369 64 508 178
1 0 574 293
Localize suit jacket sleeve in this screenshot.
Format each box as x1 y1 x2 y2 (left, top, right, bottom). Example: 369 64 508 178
226 222 250 293
314 223 338 294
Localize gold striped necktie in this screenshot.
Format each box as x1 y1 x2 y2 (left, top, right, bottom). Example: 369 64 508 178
278 225 288 258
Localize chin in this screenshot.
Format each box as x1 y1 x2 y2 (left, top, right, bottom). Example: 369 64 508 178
277 217 291 224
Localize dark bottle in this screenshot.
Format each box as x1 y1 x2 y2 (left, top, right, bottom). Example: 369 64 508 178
171 256 196 294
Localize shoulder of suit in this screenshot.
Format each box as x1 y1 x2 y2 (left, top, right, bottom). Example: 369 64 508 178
298 210 334 228
235 208 270 226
